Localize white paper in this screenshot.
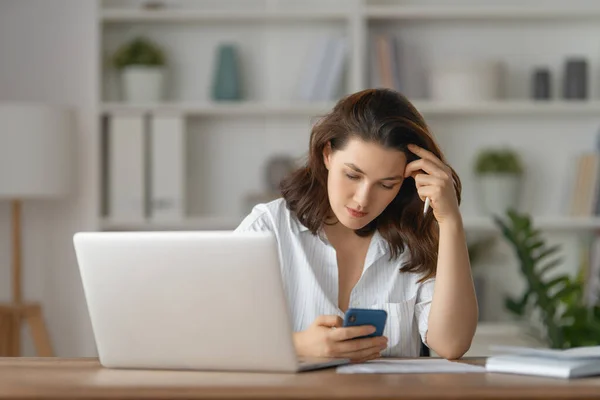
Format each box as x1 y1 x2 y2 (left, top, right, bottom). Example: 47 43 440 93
336 359 486 374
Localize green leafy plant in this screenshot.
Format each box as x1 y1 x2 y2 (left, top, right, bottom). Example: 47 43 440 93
112 37 166 69
494 210 600 348
475 148 523 175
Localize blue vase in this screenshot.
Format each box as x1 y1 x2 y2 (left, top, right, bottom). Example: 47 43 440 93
211 44 242 101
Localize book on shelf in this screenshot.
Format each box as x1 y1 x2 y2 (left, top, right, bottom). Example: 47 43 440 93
579 233 600 307
296 35 348 102
568 151 600 217
372 34 401 90
149 113 186 222
105 112 188 224
107 113 147 221
486 345 600 379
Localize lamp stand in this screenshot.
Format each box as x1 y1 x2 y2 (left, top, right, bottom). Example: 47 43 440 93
0 200 53 356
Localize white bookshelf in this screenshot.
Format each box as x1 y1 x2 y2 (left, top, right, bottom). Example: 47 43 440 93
101 8 350 22
102 100 600 117
100 216 243 231
101 5 600 23
365 6 600 21
98 0 600 232
415 100 600 116
100 215 600 232
101 101 336 116
463 216 600 232
98 0 600 322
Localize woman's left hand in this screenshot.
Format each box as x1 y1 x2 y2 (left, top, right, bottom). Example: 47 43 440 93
404 144 460 225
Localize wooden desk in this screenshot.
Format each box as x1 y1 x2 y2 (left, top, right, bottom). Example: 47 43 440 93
1 358 600 399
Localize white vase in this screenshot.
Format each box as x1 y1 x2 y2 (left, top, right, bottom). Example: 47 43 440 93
121 66 165 103
476 174 521 216
429 60 503 103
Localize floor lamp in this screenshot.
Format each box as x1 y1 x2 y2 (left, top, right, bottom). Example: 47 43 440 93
0 104 73 356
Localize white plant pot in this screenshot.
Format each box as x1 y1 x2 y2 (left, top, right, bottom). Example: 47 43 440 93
476 174 522 216
121 66 165 103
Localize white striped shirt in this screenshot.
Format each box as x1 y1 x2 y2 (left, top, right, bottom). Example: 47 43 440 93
235 198 435 357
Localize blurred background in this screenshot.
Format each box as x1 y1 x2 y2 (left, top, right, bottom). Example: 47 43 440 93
1 0 600 357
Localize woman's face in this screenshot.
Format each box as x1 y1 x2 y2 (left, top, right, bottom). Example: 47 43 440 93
323 137 407 230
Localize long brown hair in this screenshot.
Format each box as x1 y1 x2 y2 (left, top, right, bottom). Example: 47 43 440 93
281 88 461 280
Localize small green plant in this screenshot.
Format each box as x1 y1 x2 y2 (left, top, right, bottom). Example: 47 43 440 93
475 148 523 175
494 210 600 348
112 37 166 69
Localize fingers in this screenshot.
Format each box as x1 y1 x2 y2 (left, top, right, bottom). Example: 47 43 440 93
330 325 376 341
314 315 343 328
404 144 450 182
414 175 447 199
415 183 443 203
335 338 388 360
332 336 388 354
414 173 441 187
344 346 385 362
404 158 449 179
407 144 446 169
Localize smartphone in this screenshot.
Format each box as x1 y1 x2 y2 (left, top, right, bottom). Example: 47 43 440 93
342 308 387 338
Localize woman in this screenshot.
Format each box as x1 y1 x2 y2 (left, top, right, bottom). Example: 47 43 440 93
235 88 478 362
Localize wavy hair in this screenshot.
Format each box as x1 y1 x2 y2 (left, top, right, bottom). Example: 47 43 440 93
281 88 461 281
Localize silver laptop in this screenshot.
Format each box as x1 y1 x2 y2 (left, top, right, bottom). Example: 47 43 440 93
73 230 349 373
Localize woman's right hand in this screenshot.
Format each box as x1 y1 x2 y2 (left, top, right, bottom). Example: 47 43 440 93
293 315 388 363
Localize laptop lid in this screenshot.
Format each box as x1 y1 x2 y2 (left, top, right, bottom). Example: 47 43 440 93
73 231 301 372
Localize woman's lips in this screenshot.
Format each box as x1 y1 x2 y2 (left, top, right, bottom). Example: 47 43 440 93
347 207 367 218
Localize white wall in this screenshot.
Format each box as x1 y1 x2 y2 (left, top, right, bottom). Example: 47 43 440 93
0 0 99 356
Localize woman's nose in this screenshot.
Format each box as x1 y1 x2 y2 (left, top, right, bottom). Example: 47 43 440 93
353 184 370 209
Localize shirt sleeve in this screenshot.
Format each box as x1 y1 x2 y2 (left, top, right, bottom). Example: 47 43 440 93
414 278 435 346
234 204 274 233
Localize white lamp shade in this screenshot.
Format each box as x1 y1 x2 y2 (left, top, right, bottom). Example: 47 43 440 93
0 103 73 199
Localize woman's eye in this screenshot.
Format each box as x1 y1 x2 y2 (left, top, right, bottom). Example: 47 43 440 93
345 174 360 180
381 183 394 190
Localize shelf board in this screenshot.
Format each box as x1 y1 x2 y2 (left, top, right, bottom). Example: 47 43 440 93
101 100 600 117
365 6 600 20
100 216 243 231
101 102 335 117
102 6 600 22
463 216 600 232
100 215 600 232
101 9 349 23
414 100 600 116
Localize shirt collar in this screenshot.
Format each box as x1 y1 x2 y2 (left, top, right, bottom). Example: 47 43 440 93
291 213 388 255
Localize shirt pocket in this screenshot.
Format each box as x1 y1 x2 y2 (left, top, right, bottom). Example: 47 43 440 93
370 297 417 357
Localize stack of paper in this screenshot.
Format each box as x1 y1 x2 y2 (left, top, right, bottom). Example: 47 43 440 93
486 345 600 379
337 359 485 374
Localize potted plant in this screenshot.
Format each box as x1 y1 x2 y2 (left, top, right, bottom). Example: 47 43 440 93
474 147 523 216
112 37 166 102
495 210 600 348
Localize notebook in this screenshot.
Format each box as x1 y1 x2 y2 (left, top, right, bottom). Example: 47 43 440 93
486 345 600 379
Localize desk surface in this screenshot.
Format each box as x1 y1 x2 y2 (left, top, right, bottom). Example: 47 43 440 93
1 358 600 399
